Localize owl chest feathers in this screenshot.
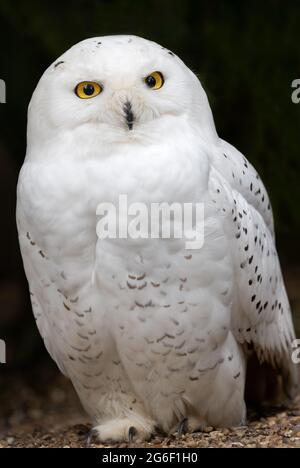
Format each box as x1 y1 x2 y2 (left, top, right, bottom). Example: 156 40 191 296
20 133 232 317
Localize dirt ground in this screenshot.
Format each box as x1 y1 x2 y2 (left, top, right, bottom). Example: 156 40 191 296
0 358 300 449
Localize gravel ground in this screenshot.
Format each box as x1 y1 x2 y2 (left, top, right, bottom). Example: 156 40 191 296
0 359 300 448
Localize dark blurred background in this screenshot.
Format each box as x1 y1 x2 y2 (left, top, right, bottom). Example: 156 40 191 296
0 0 299 373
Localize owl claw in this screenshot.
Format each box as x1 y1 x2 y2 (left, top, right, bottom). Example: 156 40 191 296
128 426 137 442
178 418 188 436
86 428 98 447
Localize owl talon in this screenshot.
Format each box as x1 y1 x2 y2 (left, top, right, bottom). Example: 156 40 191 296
86 428 98 447
128 426 137 442
178 418 188 436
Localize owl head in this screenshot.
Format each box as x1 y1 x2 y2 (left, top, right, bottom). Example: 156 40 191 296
27 36 217 150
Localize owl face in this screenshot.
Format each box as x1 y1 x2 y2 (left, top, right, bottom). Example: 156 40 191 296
28 36 214 147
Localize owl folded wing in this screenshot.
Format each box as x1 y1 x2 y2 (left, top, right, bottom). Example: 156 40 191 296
17 226 70 378
209 140 299 398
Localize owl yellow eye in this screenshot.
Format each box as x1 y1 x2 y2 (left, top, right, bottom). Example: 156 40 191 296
75 81 102 99
144 72 164 90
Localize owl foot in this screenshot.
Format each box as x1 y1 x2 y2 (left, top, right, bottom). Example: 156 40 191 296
86 417 155 444
171 416 208 436
177 418 188 436
187 415 208 433
86 428 99 447
128 426 137 442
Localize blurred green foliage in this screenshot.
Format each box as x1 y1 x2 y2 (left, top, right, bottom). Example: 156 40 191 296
0 0 299 254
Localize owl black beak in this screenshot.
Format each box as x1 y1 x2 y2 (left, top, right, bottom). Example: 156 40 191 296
123 101 134 130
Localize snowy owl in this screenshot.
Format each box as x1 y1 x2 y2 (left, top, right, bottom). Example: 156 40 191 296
17 35 299 443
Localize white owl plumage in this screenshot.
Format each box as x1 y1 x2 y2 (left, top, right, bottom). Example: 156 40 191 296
17 35 299 442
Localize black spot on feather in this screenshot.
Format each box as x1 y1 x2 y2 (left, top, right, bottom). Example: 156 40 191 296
54 61 65 68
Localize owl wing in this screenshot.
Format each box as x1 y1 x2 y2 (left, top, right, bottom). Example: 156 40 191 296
209 139 299 397
212 139 275 236
17 218 70 377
